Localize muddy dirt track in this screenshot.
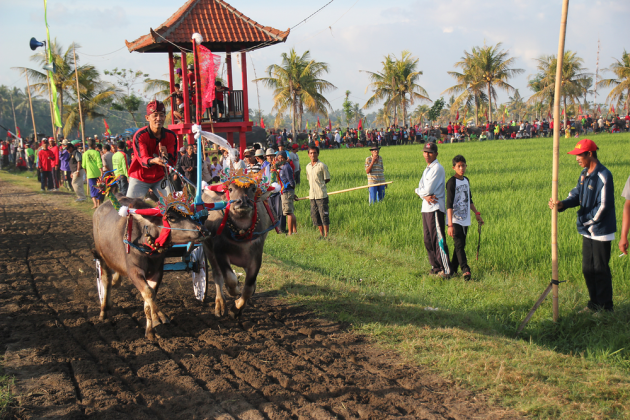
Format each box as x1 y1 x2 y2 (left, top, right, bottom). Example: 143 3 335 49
0 180 523 420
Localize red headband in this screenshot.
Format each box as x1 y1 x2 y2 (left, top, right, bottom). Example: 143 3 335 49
146 100 166 115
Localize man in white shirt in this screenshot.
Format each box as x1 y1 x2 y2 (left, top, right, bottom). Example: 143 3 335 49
290 143 301 184
415 142 450 277
334 130 341 146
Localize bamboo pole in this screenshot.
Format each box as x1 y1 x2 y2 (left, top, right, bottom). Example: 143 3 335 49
44 44 56 138
551 0 570 323
73 45 86 151
25 73 38 142
295 181 394 201
9 91 20 146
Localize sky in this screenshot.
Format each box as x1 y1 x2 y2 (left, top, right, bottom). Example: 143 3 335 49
1 0 628 115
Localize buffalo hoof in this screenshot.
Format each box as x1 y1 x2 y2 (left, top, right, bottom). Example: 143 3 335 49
215 298 226 317
157 311 170 324
229 304 243 319
145 330 157 341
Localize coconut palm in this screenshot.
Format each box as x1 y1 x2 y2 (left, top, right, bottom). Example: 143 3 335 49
598 50 630 112
256 49 336 135
528 51 591 125
442 50 488 127
469 43 523 123
507 89 527 121
363 51 430 127
13 40 103 133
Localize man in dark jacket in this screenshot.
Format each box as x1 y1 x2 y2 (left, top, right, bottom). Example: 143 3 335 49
549 139 616 312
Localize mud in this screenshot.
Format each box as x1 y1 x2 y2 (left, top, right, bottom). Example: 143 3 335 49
0 180 522 419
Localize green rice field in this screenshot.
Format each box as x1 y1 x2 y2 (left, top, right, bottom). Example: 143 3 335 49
260 133 630 418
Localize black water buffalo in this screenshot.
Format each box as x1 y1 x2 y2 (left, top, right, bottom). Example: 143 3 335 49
92 195 207 340
202 182 274 318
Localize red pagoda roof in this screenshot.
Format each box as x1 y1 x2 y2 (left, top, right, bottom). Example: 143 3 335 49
125 0 290 53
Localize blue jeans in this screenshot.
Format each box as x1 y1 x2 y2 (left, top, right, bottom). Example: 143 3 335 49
369 185 385 204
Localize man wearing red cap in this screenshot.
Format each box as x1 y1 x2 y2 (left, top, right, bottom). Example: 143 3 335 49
127 100 177 198
549 139 616 313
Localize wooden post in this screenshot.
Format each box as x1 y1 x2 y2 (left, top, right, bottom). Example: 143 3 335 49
240 50 249 160
225 46 233 90
25 73 38 141
168 46 175 125
192 37 202 124
551 0 570 322
44 43 56 138
181 52 191 125
73 45 86 151
9 91 20 146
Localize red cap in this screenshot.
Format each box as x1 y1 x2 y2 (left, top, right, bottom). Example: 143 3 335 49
292 143 298 150
146 100 166 115
567 139 598 155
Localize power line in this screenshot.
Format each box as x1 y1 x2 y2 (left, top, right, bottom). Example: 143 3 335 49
78 46 127 57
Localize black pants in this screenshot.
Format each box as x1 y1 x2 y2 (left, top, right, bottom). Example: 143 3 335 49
422 210 451 274
582 237 613 311
451 224 470 274
40 171 53 190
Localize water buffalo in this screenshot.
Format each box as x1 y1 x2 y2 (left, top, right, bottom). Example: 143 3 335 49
202 182 275 318
92 195 207 340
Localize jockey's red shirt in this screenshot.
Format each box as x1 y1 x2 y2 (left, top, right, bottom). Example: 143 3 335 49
128 126 177 184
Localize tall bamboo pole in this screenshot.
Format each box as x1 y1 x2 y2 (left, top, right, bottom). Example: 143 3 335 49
551 0 570 322
44 44 56 138
73 45 86 151
25 73 38 142
9 91 20 146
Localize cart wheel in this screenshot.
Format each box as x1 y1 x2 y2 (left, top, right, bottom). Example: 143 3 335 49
191 247 207 302
95 260 105 306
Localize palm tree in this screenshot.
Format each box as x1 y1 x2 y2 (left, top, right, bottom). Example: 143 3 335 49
469 43 523 123
363 51 430 127
13 40 103 133
256 49 336 135
528 51 591 125
507 89 527 121
442 52 486 126
598 50 630 112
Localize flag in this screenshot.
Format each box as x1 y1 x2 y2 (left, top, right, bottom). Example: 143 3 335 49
306 121 309 130
260 117 265 129
561 108 565 116
197 45 221 114
456 110 459 120
610 104 615 114
16 127 21 138
548 111 552 119
505 108 510 117
597 105 601 114
104 119 111 136
44 0 62 128
327 119 332 131
358 119 363 130
317 116 320 128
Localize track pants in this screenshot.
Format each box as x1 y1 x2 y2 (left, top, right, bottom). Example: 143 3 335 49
582 237 613 311
451 224 469 274
422 210 451 275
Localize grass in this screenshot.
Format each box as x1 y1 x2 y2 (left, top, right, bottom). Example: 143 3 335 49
0 358 13 419
3 134 630 418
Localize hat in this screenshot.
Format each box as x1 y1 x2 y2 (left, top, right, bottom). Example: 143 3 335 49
423 142 438 153
369 145 380 151
146 100 166 115
48 137 54 141
61 139 69 145
265 148 275 156
243 148 254 157
277 151 288 159
255 149 265 157
567 139 598 155
292 143 298 150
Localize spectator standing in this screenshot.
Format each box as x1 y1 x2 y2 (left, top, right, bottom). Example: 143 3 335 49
277 151 297 235
415 142 450 278
113 141 129 195
48 138 60 190
177 144 198 186
84 140 104 209
306 145 331 238
210 155 222 183
70 142 86 202
37 141 55 191
549 139 615 312
59 141 72 190
102 144 114 172
25 143 35 170
365 146 385 204
290 143 300 184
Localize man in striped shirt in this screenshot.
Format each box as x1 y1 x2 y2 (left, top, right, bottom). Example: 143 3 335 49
365 146 385 203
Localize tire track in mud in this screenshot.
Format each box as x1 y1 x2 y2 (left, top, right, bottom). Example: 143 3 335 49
0 180 524 420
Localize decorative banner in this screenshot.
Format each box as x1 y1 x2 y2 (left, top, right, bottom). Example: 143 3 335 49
610 104 615 114
104 119 111 136
358 118 363 130
597 105 601 114
327 119 332 131
317 116 320 128
306 121 309 130
44 0 62 128
456 110 459 120
198 45 221 115
260 117 265 129
17 126 21 138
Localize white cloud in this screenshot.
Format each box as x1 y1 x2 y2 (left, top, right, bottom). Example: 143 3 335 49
443 27 453 33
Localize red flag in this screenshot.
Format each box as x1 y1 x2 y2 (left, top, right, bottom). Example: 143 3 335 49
597 105 602 114
610 104 615 114
16 126 21 138
197 45 221 114
561 108 565 116
317 116 320 128
104 119 111 136
260 117 265 129
327 119 332 130
358 119 363 130
548 111 552 119
456 110 459 120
